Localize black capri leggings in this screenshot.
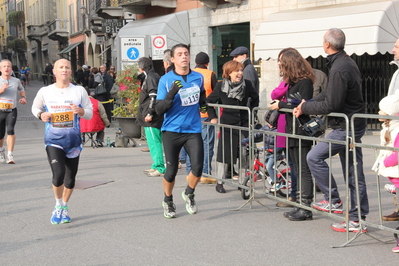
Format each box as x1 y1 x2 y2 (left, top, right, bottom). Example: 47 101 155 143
46 146 80 189
162 131 204 183
0 108 17 139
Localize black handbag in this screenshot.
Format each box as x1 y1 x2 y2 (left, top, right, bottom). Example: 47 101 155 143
297 116 325 137
95 82 107 95
264 109 279 127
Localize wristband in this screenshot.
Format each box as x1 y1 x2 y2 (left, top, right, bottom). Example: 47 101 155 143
37 112 43 120
21 96 26 99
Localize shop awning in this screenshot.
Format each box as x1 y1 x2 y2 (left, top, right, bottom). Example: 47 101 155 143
255 0 399 59
117 11 190 46
58 41 83 55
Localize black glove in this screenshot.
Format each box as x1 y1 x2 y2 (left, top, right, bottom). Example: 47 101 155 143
199 103 207 113
287 98 302 107
166 80 183 100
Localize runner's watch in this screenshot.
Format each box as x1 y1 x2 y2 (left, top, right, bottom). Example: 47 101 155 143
37 112 43 120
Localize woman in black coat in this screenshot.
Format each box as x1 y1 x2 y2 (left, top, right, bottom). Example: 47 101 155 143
207 60 259 193
270 48 314 221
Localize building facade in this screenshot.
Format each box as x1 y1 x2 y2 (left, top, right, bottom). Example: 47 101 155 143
0 1 7 60
2 0 395 128
113 0 397 126
26 0 68 77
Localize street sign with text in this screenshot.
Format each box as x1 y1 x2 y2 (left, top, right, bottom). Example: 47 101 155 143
120 37 146 62
151 35 167 60
102 19 125 34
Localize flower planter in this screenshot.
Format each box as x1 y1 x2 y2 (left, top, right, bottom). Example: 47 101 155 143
113 117 141 139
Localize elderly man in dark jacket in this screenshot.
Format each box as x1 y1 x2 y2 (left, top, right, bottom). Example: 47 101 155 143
294 28 369 233
230 46 259 94
137 57 165 177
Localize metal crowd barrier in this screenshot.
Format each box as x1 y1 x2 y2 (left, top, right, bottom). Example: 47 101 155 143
349 113 399 246
203 103 252 193
202 103 399 247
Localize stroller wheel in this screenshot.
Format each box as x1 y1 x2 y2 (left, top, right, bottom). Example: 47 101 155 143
241 176 251 200
277 172 291 198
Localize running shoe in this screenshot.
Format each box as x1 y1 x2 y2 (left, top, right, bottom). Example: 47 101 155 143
331 220 368 233
182 191 197 214
270 182 282 192
384 184 396 194
144 169 156 173
312 200 343 214
0 150 5 163
51 206 63 224
162 201 177 218
6 154 15 164
61 206 71 223
148 170 164 177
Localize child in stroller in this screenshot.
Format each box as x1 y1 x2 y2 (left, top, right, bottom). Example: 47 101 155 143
240 120 291 200
241 121 285 189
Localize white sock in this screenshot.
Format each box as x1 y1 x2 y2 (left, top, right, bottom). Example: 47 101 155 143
7 151 13 156
63 202 68 208
55 198 62 207
0 147 4 152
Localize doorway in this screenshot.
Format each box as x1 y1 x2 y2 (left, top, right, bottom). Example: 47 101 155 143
212 22 250 80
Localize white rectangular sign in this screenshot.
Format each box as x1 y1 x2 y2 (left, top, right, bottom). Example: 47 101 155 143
151 35 167 60
120 37 145 61
121 62 137 70
96 36 104 45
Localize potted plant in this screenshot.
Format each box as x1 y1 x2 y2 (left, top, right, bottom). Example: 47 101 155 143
112 64 142 139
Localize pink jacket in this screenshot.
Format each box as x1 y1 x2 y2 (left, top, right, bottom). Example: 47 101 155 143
372 123 399 178
271 81 289 148
384 133 399 168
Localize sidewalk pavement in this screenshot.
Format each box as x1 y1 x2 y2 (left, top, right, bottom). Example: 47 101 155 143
1 80 398 265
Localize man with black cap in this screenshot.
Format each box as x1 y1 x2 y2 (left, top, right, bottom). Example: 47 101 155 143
230 46 259 94
189 52 218 184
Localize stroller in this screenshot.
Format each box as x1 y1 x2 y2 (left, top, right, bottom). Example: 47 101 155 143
240 119 291 200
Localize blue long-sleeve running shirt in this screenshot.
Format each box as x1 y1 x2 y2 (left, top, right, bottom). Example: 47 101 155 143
157 70 204 133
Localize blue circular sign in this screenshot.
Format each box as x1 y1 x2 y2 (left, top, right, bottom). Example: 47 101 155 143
127 47 139 60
